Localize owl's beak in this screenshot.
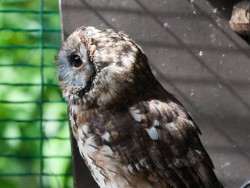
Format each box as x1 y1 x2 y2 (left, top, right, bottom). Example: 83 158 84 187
78 68 96 97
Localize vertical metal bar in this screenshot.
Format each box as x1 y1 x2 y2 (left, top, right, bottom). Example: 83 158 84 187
39 0 45 187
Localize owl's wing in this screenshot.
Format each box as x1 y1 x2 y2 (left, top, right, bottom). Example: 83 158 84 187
127 98 224 188
103 97 223 188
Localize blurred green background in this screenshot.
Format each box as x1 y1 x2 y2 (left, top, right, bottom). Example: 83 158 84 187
0 0 73 187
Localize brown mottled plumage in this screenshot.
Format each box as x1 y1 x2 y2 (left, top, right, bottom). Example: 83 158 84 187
56 26 223 188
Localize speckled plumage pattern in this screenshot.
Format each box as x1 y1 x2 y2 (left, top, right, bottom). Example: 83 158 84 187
56 26 223 188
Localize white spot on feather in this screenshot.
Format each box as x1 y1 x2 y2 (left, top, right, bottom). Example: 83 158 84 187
121 56 133 69
127 164 134 173
85 26 97 35
129 107 148 123
82 124 90 136
152 120 160 127
130 112 142 122
139 158 146 166
78 134 97 156
102 131 110 142
146 126 159 140
129 107 140 113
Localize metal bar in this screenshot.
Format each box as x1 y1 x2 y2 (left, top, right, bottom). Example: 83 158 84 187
0 118 67 122
0 83 58 86
0 28 61 32
0 136 69 140
0 45 60 49
0 154 71 159
39 1 45 187
0 10 59 14
0 173 72 177
0 100 66 104
0 64 54 67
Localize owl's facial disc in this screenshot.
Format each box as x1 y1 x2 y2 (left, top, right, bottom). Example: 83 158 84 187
77 64 96 97
57 26 143 106
68 53 96 96
56 35 97 101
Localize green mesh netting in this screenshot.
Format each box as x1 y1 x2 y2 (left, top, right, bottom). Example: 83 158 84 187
0 0 72 187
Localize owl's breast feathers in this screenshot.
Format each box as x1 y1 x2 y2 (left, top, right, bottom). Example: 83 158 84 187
69 88 223 188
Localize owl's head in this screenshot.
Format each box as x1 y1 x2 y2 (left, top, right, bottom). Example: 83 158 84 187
56 26 155 108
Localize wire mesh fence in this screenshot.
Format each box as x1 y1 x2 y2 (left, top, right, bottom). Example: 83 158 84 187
0 0 72 187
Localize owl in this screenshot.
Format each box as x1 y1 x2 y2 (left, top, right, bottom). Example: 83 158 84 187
56 26 223 188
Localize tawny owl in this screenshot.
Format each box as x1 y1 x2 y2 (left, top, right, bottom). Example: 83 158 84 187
56 26 223 188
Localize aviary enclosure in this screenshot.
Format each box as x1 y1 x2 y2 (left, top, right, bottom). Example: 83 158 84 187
0 0 250 188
